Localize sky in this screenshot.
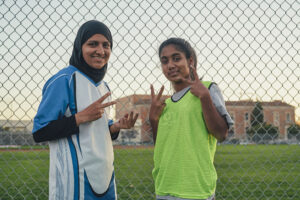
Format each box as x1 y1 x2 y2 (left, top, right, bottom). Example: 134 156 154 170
0 0 299 121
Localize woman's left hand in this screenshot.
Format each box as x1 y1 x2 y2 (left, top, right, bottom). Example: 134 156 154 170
118 111 139 129
184 67 210 99
110 111 139 133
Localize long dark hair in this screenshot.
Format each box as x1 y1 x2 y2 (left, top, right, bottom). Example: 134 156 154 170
158 38 197 69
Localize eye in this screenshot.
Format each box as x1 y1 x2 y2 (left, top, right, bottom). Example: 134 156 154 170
173 56 181 62
103 42 110 49
88 41 98 47
160 57 168 65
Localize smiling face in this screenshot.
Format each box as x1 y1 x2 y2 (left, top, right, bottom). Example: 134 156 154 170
82 34 111 69
160 44 191 83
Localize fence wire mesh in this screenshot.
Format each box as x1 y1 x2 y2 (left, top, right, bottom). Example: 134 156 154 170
0 0 299 199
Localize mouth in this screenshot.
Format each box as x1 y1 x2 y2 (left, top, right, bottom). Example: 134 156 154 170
92 56 105 62
168 70 179 77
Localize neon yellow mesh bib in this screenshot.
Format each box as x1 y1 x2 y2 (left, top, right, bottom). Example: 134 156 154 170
152 81 217 199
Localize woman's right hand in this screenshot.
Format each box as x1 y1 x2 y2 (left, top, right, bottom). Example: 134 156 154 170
149 85 165 143
75 92 116 126
149 85 165 122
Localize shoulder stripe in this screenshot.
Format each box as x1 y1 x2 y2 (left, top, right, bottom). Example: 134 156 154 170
104 81 111 92
69 71 76 87
45 74 69 91
208 82 216 90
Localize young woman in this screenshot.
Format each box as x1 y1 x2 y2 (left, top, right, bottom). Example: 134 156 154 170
32 20 138 200
150 38 233 200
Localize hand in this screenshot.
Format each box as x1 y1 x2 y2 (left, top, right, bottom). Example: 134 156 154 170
117 111 139 129
184 67 209 99
149 85 166 122
75 92 116 125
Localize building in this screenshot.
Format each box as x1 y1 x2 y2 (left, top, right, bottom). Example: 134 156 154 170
0 120 33 133
115 95 296 143
226 100 295 140
0 120 35 146
115 94 169 144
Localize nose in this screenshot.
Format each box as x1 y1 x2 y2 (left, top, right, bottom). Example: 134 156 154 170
96 45 105 56
167 62 175 70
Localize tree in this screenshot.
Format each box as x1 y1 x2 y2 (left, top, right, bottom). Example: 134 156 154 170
247 123 279 143
250 102 264 127
287 124 300 140
247 102 279 143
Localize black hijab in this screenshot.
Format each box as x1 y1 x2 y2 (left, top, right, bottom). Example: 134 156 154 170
69 20 113 83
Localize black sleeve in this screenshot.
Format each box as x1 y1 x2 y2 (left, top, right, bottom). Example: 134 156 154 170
110 130 120 141
33 115 79 143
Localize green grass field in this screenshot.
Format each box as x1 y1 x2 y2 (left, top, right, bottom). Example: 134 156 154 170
0 145 300 200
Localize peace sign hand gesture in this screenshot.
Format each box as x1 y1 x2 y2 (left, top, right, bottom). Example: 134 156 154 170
117 111 139 129
184 66 210 99
75 92 116 126
149 85 166 122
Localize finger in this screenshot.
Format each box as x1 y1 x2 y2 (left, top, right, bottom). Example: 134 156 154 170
122 118 127 126
189 65 195 81
129 111 133 120
133 113 139 124
123 113 129 120
191 67 200 80
100 109 104 114
178 72 192 84
157 85 164 100
128 112 135 126
119 118 124 127
100 101 116 108
98 110 104 118
159 103 166 113
182 77 193 85
97 92 111 103
162 103 166 110
150 84 155 99
129 112 139 127
160 99 166 105
130 114 139 127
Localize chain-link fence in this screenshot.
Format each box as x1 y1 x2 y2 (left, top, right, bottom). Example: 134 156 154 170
1 0 300 199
